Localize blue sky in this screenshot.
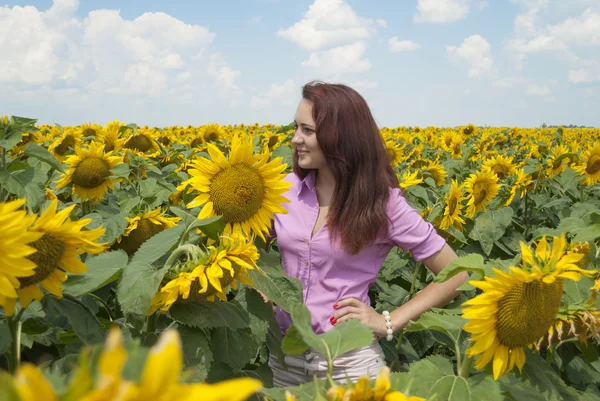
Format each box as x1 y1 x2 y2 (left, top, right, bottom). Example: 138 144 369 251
1 0 599 127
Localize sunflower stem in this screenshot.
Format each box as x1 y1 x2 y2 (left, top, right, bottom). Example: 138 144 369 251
459 355 473 378
0 147 6 201
7 308 26 374
145 312 158 333
455 341 463 374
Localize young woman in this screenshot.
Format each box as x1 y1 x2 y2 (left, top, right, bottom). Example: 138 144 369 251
267 81 468 387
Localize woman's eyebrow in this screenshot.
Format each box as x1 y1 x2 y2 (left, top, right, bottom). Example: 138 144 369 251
293 120 315 129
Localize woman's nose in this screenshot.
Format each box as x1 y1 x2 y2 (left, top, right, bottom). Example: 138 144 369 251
291 132 303 144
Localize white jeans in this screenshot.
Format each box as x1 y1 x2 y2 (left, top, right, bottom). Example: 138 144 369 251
268 342 386 387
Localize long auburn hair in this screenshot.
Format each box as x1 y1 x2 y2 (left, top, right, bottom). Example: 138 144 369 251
293 81 398 254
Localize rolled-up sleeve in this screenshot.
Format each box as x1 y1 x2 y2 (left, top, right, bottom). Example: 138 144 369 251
387 188 446 261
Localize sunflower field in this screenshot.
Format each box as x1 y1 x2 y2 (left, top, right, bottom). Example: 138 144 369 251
0 116 599 401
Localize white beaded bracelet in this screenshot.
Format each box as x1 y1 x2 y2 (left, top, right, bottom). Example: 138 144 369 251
382 310 393 341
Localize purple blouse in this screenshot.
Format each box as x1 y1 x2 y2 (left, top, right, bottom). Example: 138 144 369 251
272 171 446 335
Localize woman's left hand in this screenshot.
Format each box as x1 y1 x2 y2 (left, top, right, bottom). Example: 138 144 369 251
331 298 388 338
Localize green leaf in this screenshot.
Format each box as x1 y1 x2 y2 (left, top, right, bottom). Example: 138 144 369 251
519 353 581 400
117 261 169 323
178 325 213 382
404 309 465 347
170 207 225 241
379 251 409 281
0 372 20 401
0 168 45 209
468 208 514 256
169 300 250 330
573 224 600 243
434 253 484 284
430 375 470 401
0 321 12 355
42 295 104 344
283 304 374 363
130 224 184 265
406 355 454 397
271 145 292 167
565 356 600 388
210 327 258 371
249 253 303 313
24 143 64 172
63 250 128 296
498 374 548 401
139 178 158 198
111 163 131 179
468 373 503 401
281 325 310 354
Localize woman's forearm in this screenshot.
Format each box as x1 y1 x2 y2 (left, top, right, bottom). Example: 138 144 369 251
389 271 468 332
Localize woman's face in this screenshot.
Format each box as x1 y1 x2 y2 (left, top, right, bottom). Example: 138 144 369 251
292 98 327 170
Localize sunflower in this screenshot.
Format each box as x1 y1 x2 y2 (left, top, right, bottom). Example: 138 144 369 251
118 128 161 158
200 123 226 143
13 327 262 401
440 180 465 230
503 168 532 206
482 155 517 180
545 144 570 177
327 366 424 401
261 131 287 153
80 122 104 138
397 170 423 190
115 208 181 255
0 199 43 316
462 235 594 380
385 140 404 167
98 120 123 152
573 142 600 186
149 235 260 313
180 136 291 240
48 128 83 160
535 304 600 350
423 160 448 186
13 200 106 308
463 169 500 218
462 123 478 136
55 141 123 202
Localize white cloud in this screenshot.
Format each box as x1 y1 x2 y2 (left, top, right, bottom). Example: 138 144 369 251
389 37 420 52
548 8 600 46
207 53 243 102
250 79 297 108
0 3 70 84
301 41 371 74
526 84 551 95
414 0 470 23
351 79 378 89
569 64 600 83
446 35 494 79
376 18 387 28
508 35 566 53
277 0 373 51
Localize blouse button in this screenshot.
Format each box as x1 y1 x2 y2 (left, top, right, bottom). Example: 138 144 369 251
306 240 310 245
304 260 309 266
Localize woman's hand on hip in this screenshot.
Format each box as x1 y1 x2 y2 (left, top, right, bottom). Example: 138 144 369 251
331 298 388 339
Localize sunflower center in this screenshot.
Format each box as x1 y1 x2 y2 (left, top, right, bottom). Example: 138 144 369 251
473 182 488 205
54 135 76 155
72 157 111 189
492 165 509 179
210 163 265 224
495 279 563 348
117 218 165 255
159 136 171 146
82 128 97 137
448 196 458 215
20 234 65 287
125 134 154 152
204 132 219 143
586 154 600 175
190 137 204 148
268 135 279 149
